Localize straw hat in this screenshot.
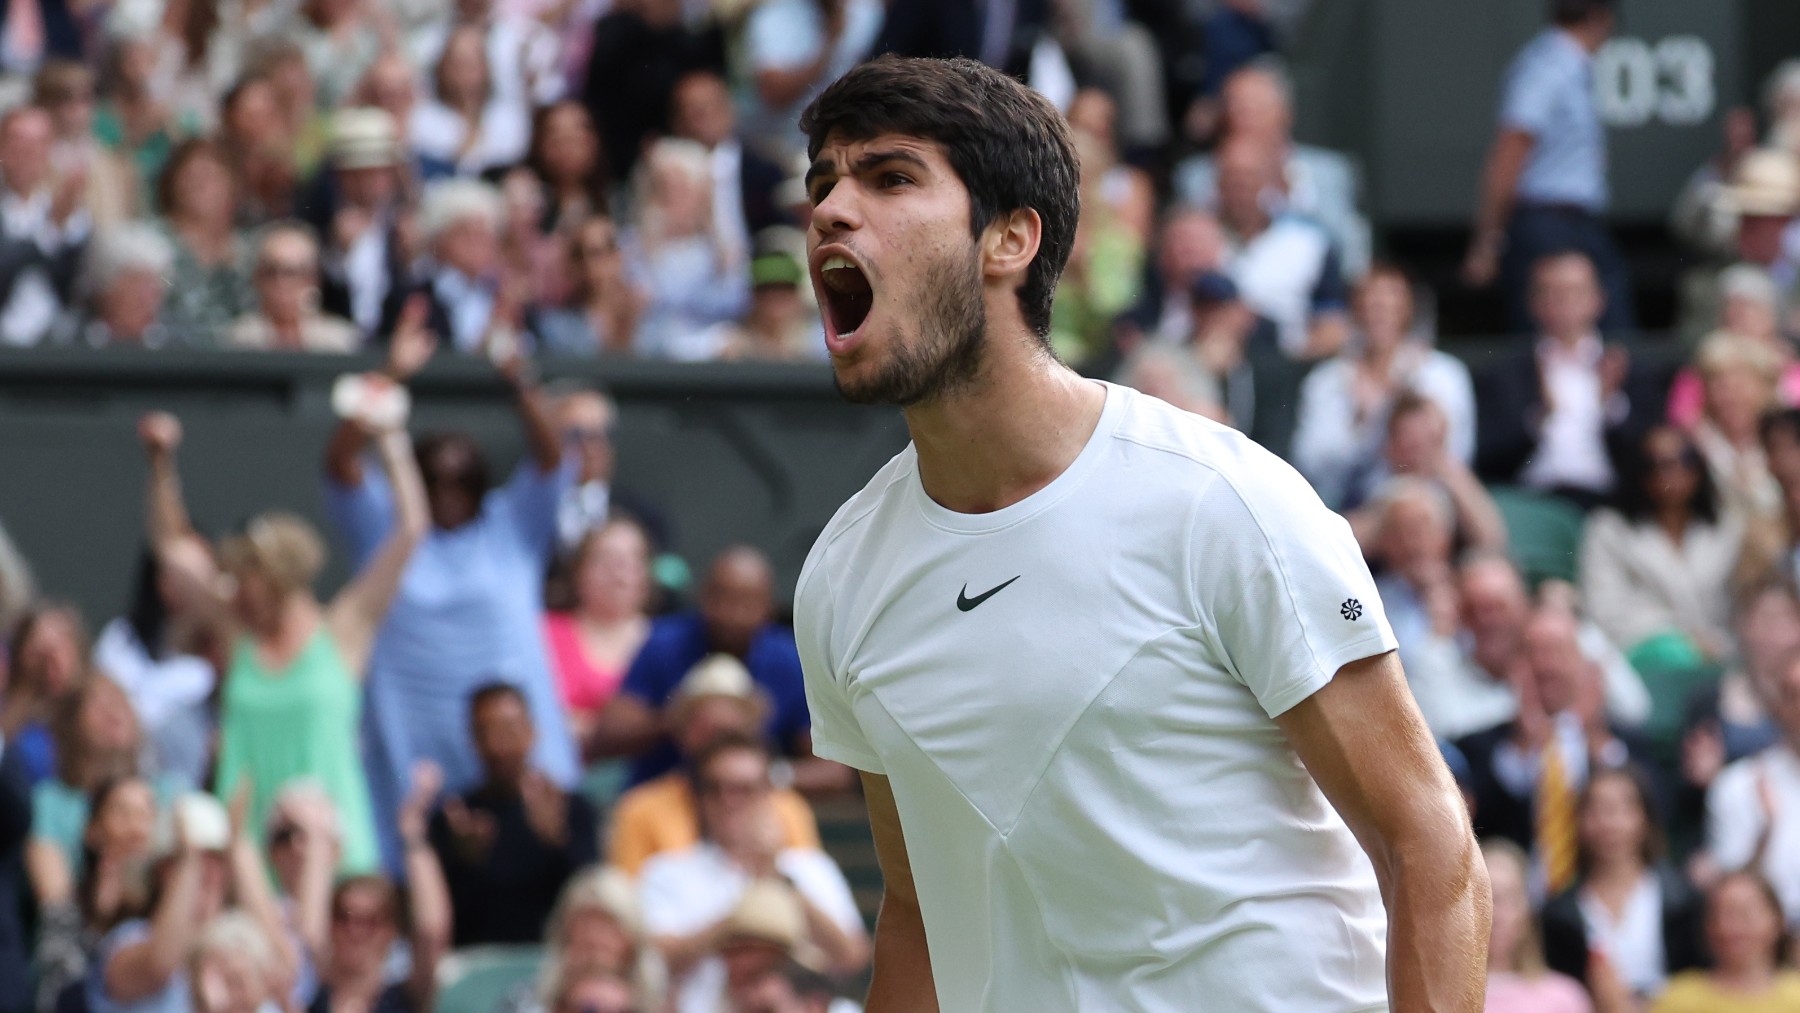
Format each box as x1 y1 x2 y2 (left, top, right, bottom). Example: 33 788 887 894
330 108 402 170
1720 149 1800 218
720 878 807 952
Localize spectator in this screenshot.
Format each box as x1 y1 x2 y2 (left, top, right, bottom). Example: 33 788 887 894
411 0 564 119
1680 582 1797 806
300 764 450 1013
639 735 868 1013
1051 5 1169 158
545 519 652 743
0 733 24 1013
1175 61 1370 279
549 385 666 554
1652 871 1800 1012
532 215 640 357
0 518 33 637
704 251 823 363
1195 1 1279 108
623 137 751 360
429 683 598 946
592 547 825 793
224 222 362 353
1049 129 1144 367
1712 150 1800 300
540 964 641 1013
1115 206 1228 350
1581 425 1743 667
1692 331 1784 525
1738 408 1800 591
525 101 609 235
35 59 135 228
1294 264 1478 510
310 107 419 344
607 655 822 878
496 165 566 313
348 54 455 183
286 0 383 110
534 868 668 1013
92 13 188 212
1541 765 1705 1003
418 177 510 354
324 331 580 874
217 71 300 227
154 139 254 348
0 602 90 786
29 773 160 1011
1464 0 1632 333
1771 60 1800 156
739 0 883 159
582 0 723 185
0 105 90 347
410 24 530 178
669 71 787 253
1064 88 1155 245
143 408 427 874
1705 649 1800 925
52 222 176 348
1134 270 1278 443
189 910 288 1013
248 40 331 182
1482 839 1594 1013
1344 394 1506 556
1475 250 1657 506
86 791 294 1013
26 676 169 898
1668 266 1800 429
1363 479 1465 720
1459 606 1654 881
1214 136 1349 361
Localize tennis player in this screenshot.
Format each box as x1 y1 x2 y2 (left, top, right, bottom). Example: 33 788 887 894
794 56 1489 1011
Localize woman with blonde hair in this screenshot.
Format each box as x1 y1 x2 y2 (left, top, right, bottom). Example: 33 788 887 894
1483 839 1593 1013
137 407 426 873
529 867 666 1012
623 137 749 360
1692 330 1785 525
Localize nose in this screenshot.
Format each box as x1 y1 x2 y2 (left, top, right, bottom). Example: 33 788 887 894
809 179 863 237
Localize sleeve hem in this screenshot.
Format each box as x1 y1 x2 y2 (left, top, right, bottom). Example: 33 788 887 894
809 738 886 775
1260 632 1399 719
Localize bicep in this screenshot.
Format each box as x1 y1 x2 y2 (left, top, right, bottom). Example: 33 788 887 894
1274 651 1467 861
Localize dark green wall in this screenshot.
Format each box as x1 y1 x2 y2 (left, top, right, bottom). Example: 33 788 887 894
0 350 907 624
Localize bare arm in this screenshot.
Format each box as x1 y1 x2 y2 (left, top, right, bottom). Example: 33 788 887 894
1274 650 1490 1012
226 785 298 995
329 300 437 488
324 421 370 488
1463 129 1534 284
861 772 938 1013
293 822 336 967
104 851 204 1002
510 370 563 474
139 414 233 626
794 885 870 975
399 763 452 1010
326 428 428 674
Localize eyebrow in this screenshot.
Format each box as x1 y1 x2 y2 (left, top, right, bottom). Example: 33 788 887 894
805 148 932 192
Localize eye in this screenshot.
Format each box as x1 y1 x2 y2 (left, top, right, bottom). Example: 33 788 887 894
880 172 913 189
807 180 834 204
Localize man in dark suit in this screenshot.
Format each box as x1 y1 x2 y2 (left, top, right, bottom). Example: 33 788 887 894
872 0 1049 79
1473 249 1667 509
583 0 724 184
669 71 787 244
304 108 421 345
1457 607 1656 879
0 105 86 348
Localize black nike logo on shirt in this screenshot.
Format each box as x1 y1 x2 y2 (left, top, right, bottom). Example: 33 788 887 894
957 576 1020 612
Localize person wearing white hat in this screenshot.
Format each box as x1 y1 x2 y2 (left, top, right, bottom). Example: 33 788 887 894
308 106 421 344
605 654 821 877
1719 150 1800 292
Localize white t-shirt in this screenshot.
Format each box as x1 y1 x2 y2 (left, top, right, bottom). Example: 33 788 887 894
639 843 863 1013
797 382 1397 1011
1708 745 1800 925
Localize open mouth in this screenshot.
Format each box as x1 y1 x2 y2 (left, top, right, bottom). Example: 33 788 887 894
819 254 874 338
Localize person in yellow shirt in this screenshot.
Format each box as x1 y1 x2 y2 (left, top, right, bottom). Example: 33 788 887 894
608 655 818 876
1654 870 1800 1013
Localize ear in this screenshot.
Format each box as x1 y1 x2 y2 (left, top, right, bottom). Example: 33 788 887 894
980 208 1042 286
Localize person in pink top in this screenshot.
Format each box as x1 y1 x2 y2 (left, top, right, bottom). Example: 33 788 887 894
1483 839 1595 1013
1667 265 1800 429
544 517 653 744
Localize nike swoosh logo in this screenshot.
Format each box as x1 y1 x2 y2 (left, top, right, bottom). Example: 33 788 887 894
957 576 1020 612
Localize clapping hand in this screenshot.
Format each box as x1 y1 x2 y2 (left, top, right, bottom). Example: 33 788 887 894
400 759 444 848
138 411 183 459
385 296 438 382
441 796 498 865
520 770 570 848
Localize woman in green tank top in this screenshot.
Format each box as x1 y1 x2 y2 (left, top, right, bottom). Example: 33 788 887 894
138 404 427 873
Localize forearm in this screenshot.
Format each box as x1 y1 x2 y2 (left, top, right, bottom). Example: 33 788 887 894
1440 464 1507 554
797 892 869 974
146 454 193 547
655 921 731 977
402 837 453 969
1472 134 1531 241
324 420 369 487
864 892 937 1013
1379 833 1490 1012
586 697 663 759
372 429 428 539
513 379 562 473
231 840 297 983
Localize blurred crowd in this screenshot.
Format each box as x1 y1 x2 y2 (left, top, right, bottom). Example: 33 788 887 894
2 0 1800 1010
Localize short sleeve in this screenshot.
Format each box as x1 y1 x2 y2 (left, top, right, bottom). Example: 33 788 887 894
1193 454 1398 718
324 463 394 568
1499 45 1567 137
491 456 576 563
1706 760 1762 871
794 557 885 773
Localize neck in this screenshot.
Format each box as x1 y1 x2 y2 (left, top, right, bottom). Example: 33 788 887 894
1546 328 1591 349
1362 339 1402 372
902 337 1106 514
1656 504 1689 537
1588 855 1644 886
579 599 634 626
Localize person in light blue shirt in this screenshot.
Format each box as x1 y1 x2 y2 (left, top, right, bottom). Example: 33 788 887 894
324 335 577 875
1465 0 1634 334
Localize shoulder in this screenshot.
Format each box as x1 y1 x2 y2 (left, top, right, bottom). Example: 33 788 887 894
1711 752 1766 800
796 448 918 603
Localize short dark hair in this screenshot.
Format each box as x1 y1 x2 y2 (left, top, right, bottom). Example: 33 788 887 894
414 431 492 503
1611 425 1718 526
1551 0 1616 27
469 680 527 719
800 55 1081 340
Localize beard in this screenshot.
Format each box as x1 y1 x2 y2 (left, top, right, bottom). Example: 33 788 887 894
834 245 987 408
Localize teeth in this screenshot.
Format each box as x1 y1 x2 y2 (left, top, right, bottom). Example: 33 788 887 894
822 255 852 273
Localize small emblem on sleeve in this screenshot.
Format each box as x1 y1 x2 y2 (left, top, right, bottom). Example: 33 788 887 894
1340 598 1363 621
